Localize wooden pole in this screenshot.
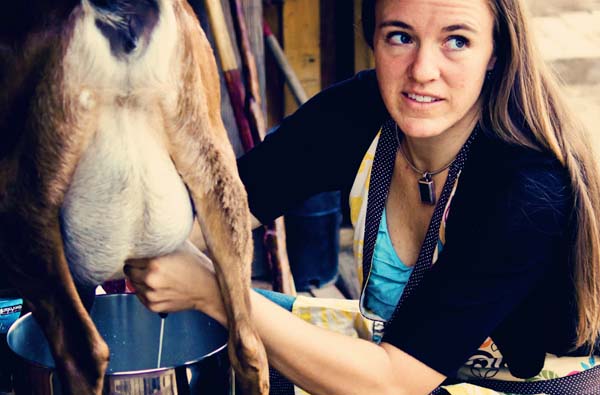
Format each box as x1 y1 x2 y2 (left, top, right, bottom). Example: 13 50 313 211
263 21 308 106
205 0 296 295
230 0 296 296
230 0 266 141
204 0 255 152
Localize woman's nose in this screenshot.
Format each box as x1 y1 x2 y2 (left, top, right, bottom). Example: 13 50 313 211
408 46 441 83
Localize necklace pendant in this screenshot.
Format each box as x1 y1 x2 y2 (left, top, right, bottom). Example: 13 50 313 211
418 174 436 205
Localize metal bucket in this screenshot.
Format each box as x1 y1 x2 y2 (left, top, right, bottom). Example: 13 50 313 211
7 294 230 395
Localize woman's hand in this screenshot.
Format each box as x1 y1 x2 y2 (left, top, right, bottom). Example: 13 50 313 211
124 241 228 325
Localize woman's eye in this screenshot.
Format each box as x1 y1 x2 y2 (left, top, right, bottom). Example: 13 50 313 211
387 32 413 45
446 36 469 50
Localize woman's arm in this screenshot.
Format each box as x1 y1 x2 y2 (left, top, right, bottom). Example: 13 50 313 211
125 243 445 395
236 70 386 225
249 290 445 395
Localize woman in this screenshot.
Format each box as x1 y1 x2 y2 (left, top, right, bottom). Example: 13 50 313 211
126 0 600 393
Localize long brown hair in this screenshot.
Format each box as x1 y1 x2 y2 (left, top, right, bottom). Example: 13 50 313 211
362 0 600 350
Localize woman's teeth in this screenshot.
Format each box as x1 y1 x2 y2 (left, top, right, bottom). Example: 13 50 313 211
407 93 439 103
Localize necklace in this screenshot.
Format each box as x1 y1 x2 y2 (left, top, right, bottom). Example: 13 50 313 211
394 125 456 206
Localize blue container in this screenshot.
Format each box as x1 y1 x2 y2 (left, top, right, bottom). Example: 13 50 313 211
0 297 22 335
285 192 342 291
0 293 23 392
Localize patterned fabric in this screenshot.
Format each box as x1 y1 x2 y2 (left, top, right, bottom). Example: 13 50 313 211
388 121 475 320
458 341 600 383
282 120 600 395
346 120 600 394
288 297 375 395
351 118 472 322
435 384 504 395
292 296 374 341
456 364 600 394
360 119 399 290
269 368 295 395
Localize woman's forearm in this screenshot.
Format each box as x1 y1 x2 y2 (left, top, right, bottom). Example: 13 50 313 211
125 247 442 394
250 291 393 395
247 291 443 395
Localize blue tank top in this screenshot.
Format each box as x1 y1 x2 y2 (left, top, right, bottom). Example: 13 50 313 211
364 208 444 321
364 208 412 321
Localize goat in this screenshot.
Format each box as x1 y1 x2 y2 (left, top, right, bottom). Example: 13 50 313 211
0 1 268 394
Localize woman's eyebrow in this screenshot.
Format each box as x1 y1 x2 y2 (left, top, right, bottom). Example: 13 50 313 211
378 21 479 34
378 20 413 30
442 23 479 34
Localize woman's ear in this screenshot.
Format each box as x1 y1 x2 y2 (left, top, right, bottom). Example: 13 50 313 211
487 55 497 71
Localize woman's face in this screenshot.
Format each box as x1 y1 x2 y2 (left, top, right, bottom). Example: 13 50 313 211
374 0 496 140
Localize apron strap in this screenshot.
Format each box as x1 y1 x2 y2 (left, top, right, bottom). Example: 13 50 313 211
433 364 600 395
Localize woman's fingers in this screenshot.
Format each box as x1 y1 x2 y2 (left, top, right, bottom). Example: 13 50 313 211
124 259 160 309
124 258 184 313
124 258 164 289
124 257 152 270
123 246 222 316
127 276 172 312
134 292 169 313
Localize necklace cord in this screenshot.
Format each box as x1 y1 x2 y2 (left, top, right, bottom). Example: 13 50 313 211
395 124 456 177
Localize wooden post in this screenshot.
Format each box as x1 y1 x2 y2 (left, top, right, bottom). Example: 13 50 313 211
354 0 375 73
282 0 321 116
264 2 284 128
241 0 266 119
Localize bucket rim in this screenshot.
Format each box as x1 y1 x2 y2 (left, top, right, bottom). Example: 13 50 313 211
7 294 228 376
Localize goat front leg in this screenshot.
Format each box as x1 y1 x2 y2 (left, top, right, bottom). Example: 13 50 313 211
169 8 269 392
174 138 269 395
168 86 269 394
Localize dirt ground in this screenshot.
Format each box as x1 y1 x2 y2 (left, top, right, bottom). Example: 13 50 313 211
527 0 600 15
566 84 600 153
528 0 600 150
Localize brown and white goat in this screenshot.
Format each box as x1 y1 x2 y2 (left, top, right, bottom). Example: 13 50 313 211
0 1 268 394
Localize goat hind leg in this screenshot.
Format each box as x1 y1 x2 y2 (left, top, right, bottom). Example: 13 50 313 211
0 214 109 395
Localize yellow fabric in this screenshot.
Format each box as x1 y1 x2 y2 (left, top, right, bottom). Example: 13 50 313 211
349 131 379 284
294 387 311 395
442 383 514 395
292 296 373 341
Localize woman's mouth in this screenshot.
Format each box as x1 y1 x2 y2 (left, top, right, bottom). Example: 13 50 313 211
403 92 443 104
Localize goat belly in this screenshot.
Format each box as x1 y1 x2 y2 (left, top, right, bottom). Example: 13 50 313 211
59 106 194 288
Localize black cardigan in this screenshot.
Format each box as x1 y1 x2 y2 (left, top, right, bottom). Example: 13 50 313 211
237 70 579 378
